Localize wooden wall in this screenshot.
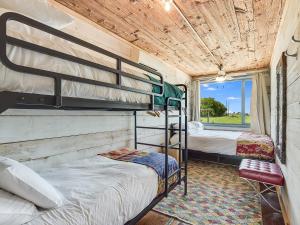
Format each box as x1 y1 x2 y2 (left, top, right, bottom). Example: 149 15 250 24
270 0 300 224
0 2 191 170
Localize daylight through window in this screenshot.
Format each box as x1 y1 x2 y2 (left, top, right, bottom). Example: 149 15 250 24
200 79 252 127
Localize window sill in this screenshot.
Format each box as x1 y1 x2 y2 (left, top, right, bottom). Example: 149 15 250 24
203 124 251 132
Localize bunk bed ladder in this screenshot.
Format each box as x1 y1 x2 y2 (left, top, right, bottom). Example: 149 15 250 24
134 85 188 199
165 97 188 197
134 107 187 197
176 85 188 196
164 98 182 197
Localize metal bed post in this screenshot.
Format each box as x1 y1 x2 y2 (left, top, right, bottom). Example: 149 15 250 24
164 102 169 197
178 100 182 185
134 111 137 149
184 89 188 195
54 78 62 108
116 58 122 86
175 84 188 195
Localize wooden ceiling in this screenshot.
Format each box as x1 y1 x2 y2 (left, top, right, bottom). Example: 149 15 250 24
54 0 285 76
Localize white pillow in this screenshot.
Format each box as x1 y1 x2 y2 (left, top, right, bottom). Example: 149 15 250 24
188 121 204 130
0 156 64 209
173 121 204 134
0 189 37 225
0 0 73 29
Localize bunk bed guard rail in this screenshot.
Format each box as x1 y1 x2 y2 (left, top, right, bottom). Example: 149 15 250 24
0 12 164 112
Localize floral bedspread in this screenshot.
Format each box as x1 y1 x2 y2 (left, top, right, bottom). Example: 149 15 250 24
100 148 179 195
236 132 274 160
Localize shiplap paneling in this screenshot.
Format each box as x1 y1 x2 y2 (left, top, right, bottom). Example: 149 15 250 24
0 109 191 167
270 3 300 223
0 114 133 143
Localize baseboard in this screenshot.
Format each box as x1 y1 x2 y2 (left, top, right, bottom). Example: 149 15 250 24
276 186 290 225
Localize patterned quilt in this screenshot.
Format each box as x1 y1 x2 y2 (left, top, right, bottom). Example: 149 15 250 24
236 132 274 160
100 148 179 195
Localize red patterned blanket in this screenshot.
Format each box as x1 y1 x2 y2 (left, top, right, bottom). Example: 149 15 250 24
236 132 274 160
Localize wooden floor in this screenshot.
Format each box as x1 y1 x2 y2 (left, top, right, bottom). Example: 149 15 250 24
261 185 285 225
137 211 185 225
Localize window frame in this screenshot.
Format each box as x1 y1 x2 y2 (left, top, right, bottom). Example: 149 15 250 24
200 76 252 128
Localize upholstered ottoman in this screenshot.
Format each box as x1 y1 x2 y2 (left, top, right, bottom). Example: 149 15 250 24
239 159 284 212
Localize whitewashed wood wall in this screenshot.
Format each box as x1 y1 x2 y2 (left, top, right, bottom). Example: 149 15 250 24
270 1 300 224
0 3 191 170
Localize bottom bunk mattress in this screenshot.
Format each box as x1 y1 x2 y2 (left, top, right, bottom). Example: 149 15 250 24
170 129 274 160
24 156 158 225
100 148 179 195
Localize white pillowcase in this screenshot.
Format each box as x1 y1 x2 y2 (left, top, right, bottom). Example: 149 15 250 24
173 121 204 134
0 189 37 225
0 156 64 209
188 121 204 130
0 0 73 29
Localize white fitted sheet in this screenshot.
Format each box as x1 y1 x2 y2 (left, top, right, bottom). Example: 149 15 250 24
0 8 153 104
170 129 242 156
24 156 158 225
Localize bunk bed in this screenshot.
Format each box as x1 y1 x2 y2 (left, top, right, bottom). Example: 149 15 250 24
0 11 188 225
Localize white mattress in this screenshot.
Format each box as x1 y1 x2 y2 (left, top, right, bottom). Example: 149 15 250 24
0 8 153 104
24 156 158 225
170 129 242 156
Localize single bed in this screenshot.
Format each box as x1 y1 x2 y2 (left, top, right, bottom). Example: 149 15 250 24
170 122 274 161
24 156 158 225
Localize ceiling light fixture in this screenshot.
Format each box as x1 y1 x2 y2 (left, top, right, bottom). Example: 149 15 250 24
216 64 226 82
162 0 173 12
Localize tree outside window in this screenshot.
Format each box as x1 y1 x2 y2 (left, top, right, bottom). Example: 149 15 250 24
200 79 252 127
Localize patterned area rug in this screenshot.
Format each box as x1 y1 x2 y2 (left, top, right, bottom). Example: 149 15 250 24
137 211 189 225
154 160 262 225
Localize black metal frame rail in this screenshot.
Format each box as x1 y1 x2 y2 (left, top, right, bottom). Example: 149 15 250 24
0 12 188 225
128 85 188 225
0 12 164 113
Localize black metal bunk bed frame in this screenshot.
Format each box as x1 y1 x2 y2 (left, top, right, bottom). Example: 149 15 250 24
0 12 188 225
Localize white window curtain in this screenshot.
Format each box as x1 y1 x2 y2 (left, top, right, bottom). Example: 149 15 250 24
191 80 201 121
250 71 271 135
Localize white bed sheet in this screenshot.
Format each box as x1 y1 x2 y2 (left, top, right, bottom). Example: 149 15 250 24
24 156 158 225
0 8 153 104
170 129 242 155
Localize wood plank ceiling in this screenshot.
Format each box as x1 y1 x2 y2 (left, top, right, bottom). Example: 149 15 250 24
55 0 285 76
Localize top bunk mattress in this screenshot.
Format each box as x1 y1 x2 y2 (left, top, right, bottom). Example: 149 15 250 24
0 8 157 104
25 156 158 225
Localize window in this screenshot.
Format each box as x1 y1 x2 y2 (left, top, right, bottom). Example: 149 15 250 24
200 78 252 127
